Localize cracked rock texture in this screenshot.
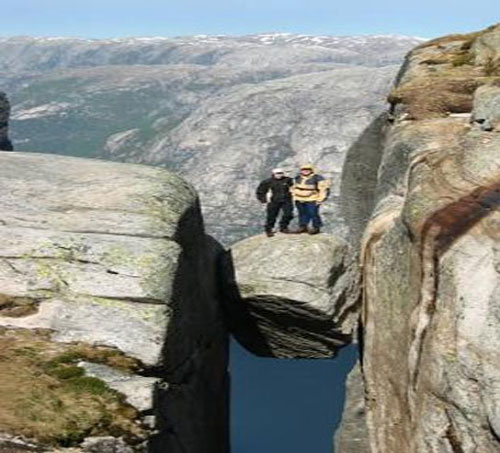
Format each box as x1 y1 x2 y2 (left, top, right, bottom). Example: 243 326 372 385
0 34 422 243
0 152 228 453
337 24 500 453
0 92 13 151
225 233 360 358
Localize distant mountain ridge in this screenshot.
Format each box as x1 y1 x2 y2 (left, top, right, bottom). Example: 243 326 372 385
0 33 424 243
0 33 423 71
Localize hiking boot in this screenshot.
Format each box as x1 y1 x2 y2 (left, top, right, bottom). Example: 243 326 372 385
308 227 320 235
293 226 308 234
265 230 275 237
279 227 292 234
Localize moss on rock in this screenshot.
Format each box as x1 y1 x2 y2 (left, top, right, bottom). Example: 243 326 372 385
391 24 500 119
0 328 144 448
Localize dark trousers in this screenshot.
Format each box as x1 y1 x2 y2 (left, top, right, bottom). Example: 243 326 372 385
296 201 322 228
266 200 293 231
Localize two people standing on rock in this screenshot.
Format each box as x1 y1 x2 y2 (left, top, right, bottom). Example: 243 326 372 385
256 164 331 237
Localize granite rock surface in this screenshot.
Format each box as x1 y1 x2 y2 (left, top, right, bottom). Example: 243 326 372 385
0 152 228 453
345 24 500 453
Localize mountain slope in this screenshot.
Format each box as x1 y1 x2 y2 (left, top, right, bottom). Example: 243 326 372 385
1 33 423 243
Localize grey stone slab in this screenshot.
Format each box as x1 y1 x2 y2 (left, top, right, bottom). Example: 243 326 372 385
227 233 360 358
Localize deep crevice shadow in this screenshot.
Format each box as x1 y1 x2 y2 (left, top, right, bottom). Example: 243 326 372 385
219 248 275 358
340 113 389 246
147 201 230 453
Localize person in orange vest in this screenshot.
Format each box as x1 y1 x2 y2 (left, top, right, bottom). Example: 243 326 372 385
291 164 331 234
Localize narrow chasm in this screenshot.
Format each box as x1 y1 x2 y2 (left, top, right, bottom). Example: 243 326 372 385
221 231 363 452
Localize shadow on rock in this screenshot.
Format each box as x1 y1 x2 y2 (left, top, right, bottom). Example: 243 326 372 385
148 203 230 453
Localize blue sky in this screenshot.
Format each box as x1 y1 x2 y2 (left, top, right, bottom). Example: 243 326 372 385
1 0 498 39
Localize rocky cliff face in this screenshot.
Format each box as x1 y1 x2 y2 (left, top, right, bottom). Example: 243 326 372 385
0 34 422 243
0 153 228 453
3 25 498 453
333 364 368 453
339 24 500 452
0 91 13 150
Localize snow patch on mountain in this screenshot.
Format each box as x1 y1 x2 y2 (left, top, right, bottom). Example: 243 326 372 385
12 102 72 120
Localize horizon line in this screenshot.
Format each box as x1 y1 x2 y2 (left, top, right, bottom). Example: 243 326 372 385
0 32 431 42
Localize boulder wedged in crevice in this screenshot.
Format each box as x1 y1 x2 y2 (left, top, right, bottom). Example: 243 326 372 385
223 233 360 358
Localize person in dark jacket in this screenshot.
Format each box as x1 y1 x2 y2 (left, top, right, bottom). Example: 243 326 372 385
256 168 294 237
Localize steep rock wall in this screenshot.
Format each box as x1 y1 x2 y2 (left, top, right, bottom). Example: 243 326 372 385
0 153 228 453
357 24 500 452
0 92 13 150
333 363 369 453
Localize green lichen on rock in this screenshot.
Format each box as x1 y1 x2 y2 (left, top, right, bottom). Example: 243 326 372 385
100 243 135 268
34 260 69 292
451 51 475 67
0 152 229 452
